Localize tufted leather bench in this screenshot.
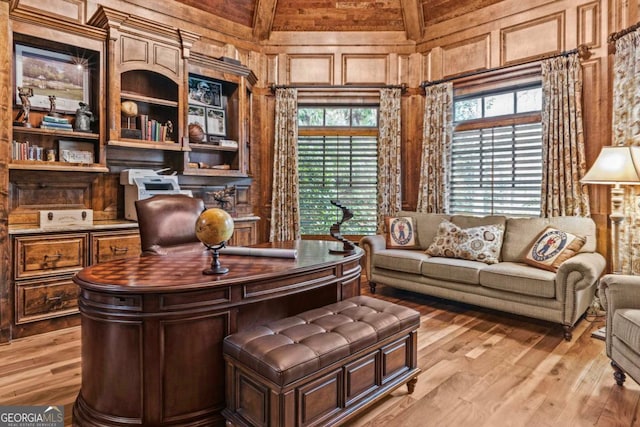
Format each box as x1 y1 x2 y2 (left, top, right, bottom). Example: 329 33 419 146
222 295 421 427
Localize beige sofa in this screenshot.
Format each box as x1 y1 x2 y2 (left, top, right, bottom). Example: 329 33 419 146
360 212 606 340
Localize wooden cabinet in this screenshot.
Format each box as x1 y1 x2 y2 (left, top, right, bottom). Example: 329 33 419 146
183 54 256 177
88 5 199 153
9 31 106 174
10 226 139 338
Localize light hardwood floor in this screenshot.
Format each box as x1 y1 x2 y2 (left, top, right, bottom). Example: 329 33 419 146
0 282 638 427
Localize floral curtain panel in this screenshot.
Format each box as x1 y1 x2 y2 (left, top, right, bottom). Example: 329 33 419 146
417 82 453 213
269 88 301 242
612 29 640 274
376 88 403 233
540 54 591 217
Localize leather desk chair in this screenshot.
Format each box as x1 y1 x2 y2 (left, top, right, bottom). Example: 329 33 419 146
135 194 206 255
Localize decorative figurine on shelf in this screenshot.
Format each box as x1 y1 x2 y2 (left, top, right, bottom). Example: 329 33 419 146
74 102 94 132
195 208 235 275
14 86 33 127
328 200 356 255
47 95 61 118
166 120 173 140
211 186 236 212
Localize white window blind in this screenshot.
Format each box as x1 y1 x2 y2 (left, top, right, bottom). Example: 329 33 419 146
450 122 542 216
298 135 378 235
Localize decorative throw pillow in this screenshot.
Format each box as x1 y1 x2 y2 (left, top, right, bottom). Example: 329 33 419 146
385 216 419 248
524 227 586 272
425 220 505 264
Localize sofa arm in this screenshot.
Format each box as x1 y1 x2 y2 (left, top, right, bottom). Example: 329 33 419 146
599 274 640 313
359 235 386 280
556 252 606 292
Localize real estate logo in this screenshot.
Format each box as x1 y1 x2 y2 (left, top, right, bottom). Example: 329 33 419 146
0 406 64 427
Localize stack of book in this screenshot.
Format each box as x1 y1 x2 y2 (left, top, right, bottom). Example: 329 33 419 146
40 115 73 130
137 115 170 142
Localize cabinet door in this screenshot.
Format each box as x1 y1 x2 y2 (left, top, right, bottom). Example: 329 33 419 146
14 233 88 279
229 221 256 246
91 230 141 264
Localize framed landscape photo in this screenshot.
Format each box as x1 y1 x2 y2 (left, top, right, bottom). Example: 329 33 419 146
14 44 90 113
188 75 222 108
206 108 226 137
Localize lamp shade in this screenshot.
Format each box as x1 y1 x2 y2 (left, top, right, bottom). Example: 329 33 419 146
581 146 640 185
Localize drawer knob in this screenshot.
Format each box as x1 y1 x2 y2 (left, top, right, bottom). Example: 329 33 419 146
110 246 129 254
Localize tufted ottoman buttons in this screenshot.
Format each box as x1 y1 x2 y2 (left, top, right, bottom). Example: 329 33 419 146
222 296 421 427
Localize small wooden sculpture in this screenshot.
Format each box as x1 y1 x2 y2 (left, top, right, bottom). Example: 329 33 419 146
328 200 356 255
14 87 33 127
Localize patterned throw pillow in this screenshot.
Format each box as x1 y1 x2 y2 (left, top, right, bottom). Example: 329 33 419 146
385 216 419 248
524 227 586 272
425 220 505 264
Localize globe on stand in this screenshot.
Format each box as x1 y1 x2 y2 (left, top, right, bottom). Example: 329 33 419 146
195 208 235 275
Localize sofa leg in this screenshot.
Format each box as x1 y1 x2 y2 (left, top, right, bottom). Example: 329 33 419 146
369 282 377 294
407 376 418 394
562 325 573 341
612 361 627 386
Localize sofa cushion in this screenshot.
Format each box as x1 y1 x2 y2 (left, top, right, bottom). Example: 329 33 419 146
479 262 556 298
502 216 596 263
421 257 488 285
425 219 505 264
524 227 586 272
613 309 640 352
397 211 451 250
384 216 419 248
374 249 429 274
450 214 507 229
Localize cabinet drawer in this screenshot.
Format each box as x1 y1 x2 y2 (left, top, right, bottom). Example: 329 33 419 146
15 277 80 324
91 231 141 264
15 234 88 279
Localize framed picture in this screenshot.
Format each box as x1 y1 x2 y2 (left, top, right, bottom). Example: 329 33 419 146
206 108 226 137
58 140 95 164
188 104 206 129
188 75 222 108
15 44 90 113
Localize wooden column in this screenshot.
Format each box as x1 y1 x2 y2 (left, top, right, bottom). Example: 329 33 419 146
0 0 11 343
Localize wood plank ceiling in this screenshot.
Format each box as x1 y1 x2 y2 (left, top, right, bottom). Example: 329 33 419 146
173 0 505 41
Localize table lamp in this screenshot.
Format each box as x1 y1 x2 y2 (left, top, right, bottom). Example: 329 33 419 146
581 145 640 273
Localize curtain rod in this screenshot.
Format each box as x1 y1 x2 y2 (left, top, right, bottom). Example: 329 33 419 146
420 45 591 89
608 21 640 45
269 83 407 92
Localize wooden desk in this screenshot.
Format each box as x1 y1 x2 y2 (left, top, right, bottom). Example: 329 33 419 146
72 240 363 426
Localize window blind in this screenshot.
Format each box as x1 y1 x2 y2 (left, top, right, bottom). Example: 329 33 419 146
298 135 378 235
450 122 542 216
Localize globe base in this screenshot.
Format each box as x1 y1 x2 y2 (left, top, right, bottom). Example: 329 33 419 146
203 242 229 275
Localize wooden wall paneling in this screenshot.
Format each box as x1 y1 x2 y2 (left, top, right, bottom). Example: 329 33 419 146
13 0 85 24
256 94 275 242
441 34 491 78
578 1 601 47
266 54 278 86
582 56 610 268
0 1 11 343
501 12 566 65
287 54 334 85
342 54 389 85
401 94 425 211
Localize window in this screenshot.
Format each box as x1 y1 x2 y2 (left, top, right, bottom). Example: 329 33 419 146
298 106 378 236
451 85 543 216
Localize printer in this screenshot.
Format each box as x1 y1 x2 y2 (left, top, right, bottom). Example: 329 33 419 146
120 169 193 220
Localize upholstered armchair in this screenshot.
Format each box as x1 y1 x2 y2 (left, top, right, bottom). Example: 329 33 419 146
598 274 640 386
135 194 206 255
